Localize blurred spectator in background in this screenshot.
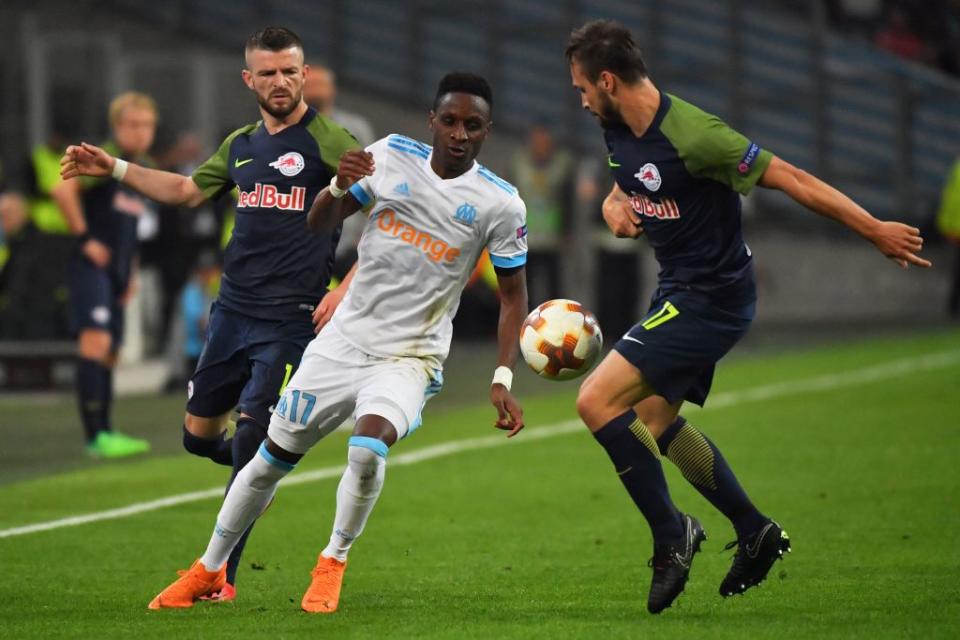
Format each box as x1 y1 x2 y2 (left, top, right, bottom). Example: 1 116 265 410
0 192 27 279
144 130 221 353
303 63 376 147
874 3 928 63
576 156 645 341
164 250 221 392
937 156 960 318
509 122 575 305
0 190 71 339
51 92 158 458
24 124 74 235
827 0 883 39
304 63 377 280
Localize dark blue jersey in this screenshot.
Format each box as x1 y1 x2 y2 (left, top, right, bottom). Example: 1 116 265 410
192 107 359 321
604 93 772 306
81 141 156 290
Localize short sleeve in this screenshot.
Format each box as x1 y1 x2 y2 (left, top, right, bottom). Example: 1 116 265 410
661 98 773 195
486 196 528 269
306 114 362 176
347 137 391 207
192 126 251 200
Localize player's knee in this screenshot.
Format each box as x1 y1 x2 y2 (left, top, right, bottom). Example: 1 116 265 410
78 330 112 363
347 437 388 487
576 379 605 426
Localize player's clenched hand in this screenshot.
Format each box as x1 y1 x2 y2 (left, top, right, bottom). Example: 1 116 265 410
312 286 346 333
491 385 524 437
60 142 115 179
82 238 112 268
335 150 375 190
870 221 932 269
603 199 644 239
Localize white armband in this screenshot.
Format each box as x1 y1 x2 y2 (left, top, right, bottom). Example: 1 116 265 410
329 175 348 199
492 366 513 391
112 158 129 181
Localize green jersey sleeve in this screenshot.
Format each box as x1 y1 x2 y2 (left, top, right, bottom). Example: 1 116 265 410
191 124 257 200
661 95 773 195
305 115 361 175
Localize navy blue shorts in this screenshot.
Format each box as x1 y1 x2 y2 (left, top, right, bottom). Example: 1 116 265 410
186 302 314 428
67 257 125 348
613 289 755 406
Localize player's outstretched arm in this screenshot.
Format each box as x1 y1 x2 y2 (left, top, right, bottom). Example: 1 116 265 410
307 150 373 234
759 155 931 269
602 182 644 239
490 268 528 437
60 142 205 207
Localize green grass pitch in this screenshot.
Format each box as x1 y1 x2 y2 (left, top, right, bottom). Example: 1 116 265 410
1 330 958 639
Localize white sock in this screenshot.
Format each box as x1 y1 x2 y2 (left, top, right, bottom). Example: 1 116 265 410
321 443 386 562
200 444 293 571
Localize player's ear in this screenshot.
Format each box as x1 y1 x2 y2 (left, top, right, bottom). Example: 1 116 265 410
599 71 615 93
428 110 436 130
241 69 254 91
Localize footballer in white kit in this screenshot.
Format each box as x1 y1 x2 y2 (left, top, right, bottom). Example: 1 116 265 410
148 73 530 614
269 128 528 451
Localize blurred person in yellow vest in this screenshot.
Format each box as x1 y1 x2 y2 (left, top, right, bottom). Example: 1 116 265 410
26 127 73 234
937 157 960 318
509 122 575 305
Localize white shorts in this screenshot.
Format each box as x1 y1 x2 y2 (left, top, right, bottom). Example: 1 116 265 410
267 324 443 454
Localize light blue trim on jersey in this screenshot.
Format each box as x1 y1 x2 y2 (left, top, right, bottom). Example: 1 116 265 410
478 166 518 195
388 142 429 159
348 436 389 458
258 442 296 472
388 134 432 153
349 183 372 206
490 253 527 268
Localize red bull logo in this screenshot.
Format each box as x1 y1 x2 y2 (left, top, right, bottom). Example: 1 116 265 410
237 183 307 211
269 151 305 177
629 193 680 220
635 162 662 192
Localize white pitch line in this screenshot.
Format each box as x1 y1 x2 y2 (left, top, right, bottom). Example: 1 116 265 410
1 349 958 540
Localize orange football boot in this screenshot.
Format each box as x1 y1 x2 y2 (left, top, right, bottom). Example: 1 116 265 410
148 559 226 610
301 555 347 613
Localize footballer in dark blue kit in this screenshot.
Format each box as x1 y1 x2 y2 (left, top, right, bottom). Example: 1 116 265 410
52 92 160 459
566 19 930 614
61 27 360 601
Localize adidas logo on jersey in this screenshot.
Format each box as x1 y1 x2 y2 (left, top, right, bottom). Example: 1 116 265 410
392 182 410 196
237 183 307 211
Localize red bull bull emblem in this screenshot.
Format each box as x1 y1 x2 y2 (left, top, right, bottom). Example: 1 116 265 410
237 183 307 211
634 162 662 192
269 151 305 177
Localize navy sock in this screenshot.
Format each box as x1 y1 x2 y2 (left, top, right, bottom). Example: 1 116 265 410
182 426 233 466
593 410 684 544
225 417 269 586
657 417 767 539
99 365 114 431
77 358 107 443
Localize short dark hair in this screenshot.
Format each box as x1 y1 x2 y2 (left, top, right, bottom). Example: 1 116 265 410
565 19 647 84
433 72 493 113
245 27 304 53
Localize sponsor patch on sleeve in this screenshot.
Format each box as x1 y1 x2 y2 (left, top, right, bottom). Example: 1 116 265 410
738 142 761 174
516 224 528 239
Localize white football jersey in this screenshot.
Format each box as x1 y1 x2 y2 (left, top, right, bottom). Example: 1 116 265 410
331 134 528 363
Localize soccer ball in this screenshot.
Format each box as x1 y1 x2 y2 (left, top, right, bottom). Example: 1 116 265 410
519 299 603 381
